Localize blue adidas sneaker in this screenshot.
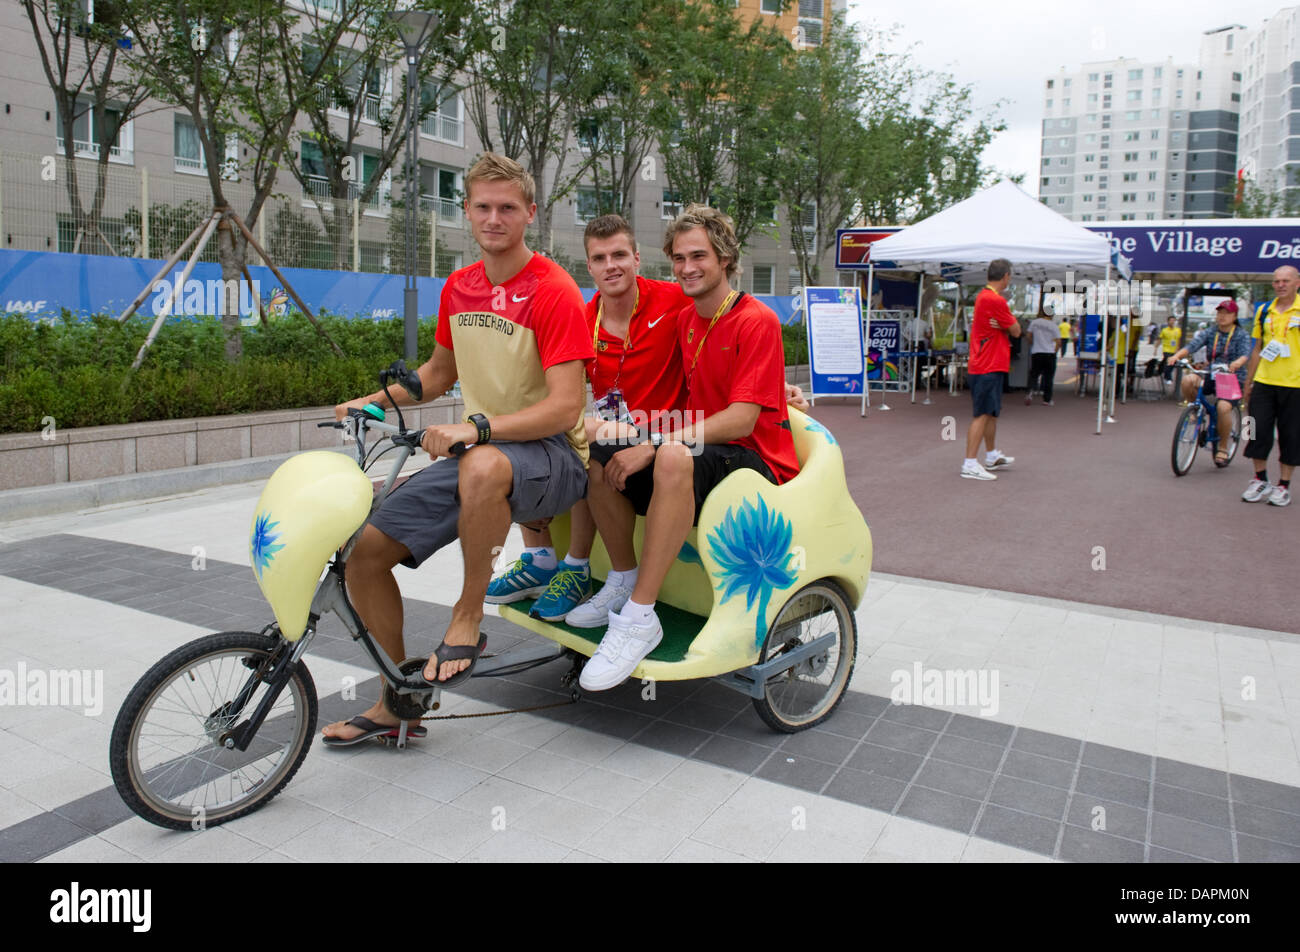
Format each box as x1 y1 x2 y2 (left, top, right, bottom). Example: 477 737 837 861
529 561 593 621
484 552 559 604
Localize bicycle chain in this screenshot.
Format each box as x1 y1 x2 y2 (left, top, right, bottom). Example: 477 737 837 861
416 691 580 722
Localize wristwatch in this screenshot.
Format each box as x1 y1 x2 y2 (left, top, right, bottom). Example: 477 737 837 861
467 413 491 444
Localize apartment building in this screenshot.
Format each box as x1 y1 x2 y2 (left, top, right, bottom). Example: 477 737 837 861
1238 5 1300 205
1039 25 1244 222
0 0 843 298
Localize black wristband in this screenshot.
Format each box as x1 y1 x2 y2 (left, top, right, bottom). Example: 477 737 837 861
468 413 491 444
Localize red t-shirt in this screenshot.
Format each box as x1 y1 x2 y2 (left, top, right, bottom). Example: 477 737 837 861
434 254 592 459
586 276 690 419
679 293 799 484
969 286 1016 375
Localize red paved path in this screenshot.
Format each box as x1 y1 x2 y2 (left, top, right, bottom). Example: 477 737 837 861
812 370 1297 635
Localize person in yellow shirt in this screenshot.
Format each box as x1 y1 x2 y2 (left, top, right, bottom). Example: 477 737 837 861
1057 317 1071 357
1241 266 1300 507
1158 316 1181 382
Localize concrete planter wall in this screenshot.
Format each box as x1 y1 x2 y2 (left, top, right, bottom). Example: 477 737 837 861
0 395 464 517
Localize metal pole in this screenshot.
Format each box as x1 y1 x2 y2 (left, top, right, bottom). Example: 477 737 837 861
352 196 360 272
404 51 419 362
141 167 149 259
1096 262 1111 433
862 264 873 417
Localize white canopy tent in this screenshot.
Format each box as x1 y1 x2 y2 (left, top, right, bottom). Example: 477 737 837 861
864 181 1132 432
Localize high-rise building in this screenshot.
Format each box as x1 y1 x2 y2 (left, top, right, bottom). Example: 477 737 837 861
1039 25 1244 222
1238 6 1300 206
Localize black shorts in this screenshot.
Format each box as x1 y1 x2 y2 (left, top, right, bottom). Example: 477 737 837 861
1245 381 1300 467
588 439 776 524
969 372 1006 418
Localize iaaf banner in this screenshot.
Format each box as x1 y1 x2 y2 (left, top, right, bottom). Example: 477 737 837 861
1085 222 1300 275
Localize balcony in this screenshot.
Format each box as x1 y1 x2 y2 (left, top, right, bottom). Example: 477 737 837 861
362 94 381 123
420 111 464 146
303 176 390 212
419 195 464 226
55 137 133 164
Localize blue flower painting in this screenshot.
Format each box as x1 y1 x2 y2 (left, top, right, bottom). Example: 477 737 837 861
250 511 285 580
803 418 837 446
707 496 799 646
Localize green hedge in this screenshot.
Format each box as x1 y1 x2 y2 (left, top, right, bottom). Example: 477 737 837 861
1 311 810 434
0 312 438 434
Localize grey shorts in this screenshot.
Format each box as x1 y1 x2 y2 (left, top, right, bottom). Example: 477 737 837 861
369 434 588 568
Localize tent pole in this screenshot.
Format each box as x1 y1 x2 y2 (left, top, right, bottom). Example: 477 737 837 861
911 275 922 403
1096 262 1111 433
1108 270 1119 419
862 263 873 417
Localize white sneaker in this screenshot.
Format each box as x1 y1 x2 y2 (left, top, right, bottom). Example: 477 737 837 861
579 610 663 691
1242 479 1272 503
961 461 997 480
1267 485 1291 507
985 452 1014 469
564 580 634 628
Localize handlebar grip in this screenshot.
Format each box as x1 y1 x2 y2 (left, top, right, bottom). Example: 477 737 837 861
448 441 468 457
317 421 344 428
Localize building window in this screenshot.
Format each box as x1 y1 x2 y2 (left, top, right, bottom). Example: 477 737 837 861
1122 172 1137 182
1232 71 1241 81
1231 93 1241 103
1041 176 1051 187
751 264 774 295
662 189 683 219
1064 78 1072 87
420 86 464 145
1059 138 1068 146
1125 131 1140 141
57 96 134 164
761 0 781 12
174 115 205 173
1127 90 1142 102
1154 67 1163 79
1046 99 1053 108
1059 158 1068 165
1151 109 1161 119
1084 154 1095 162
1124 152 1137 161
1122 193 1136 203
1151 130 1159 140
575 186 618 224
1088 72 1099 82
1083 194 1092 202
1084 174 1094 182
1148 171 1158 180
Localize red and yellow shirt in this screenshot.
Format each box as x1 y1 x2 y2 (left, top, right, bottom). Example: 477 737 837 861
679 293 799 484
435 254 593 462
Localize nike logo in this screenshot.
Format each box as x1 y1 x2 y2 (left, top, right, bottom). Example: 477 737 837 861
512 294 529 302
647 312 669 328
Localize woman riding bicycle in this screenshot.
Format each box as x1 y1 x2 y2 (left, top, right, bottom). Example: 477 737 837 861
1166 298 1253 464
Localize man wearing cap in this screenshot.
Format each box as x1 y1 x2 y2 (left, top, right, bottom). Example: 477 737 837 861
1241 266 1300 506
1166 298 1252 466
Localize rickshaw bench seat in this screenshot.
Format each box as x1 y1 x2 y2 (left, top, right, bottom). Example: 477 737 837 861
499 407 872 681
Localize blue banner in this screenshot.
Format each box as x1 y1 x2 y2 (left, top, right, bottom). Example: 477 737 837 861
1085 223 1300 275
865 319 902 383
803 286 864 397
0 249 803 325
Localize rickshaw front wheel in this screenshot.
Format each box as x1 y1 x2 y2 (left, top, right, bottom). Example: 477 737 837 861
752 580 857 733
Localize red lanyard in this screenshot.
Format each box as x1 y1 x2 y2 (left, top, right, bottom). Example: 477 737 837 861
592 283 640 393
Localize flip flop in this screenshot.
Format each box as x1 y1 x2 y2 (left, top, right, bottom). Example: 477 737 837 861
322 715 428 748
420 632 488 688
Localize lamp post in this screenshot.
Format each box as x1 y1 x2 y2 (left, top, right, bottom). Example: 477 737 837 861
392 9 439 362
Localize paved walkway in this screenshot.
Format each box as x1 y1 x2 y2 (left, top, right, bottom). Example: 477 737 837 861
1 472 1297 863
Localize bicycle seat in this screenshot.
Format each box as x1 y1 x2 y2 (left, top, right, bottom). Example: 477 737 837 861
501 407 872 681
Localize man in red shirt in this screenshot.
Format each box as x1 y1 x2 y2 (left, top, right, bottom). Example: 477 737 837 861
486 214 691 620
320 153 592 745
578 204 799 691
962 258 1022 481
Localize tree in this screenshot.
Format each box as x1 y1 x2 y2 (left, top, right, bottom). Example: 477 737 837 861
287 0 472 271
1227 174 1300 218
772 13 877 286
119 0 368 358
461 0 612 252
568 1 676 230
643 0 790 250
23 0 155 256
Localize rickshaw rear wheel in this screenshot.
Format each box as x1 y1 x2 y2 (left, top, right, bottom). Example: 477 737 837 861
752 579 857 733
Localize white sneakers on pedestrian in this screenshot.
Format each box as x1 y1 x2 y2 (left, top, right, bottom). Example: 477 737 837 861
961 461 997 480
578 610 663 691
564 580 633 627
1242 479 1272 503
1268 485 1291 507
985 451 1015 469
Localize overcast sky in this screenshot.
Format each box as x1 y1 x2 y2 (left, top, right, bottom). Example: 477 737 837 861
845 0 1294 193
